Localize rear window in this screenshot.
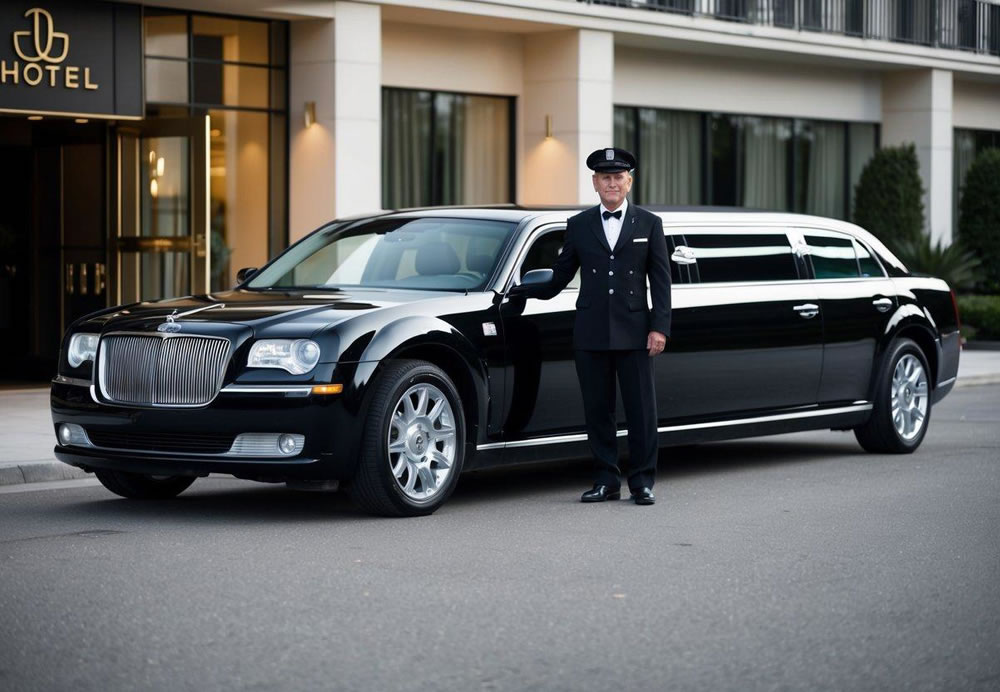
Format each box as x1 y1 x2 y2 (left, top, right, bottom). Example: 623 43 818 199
806 234 859 279
854 240 886 278
686 232 798 283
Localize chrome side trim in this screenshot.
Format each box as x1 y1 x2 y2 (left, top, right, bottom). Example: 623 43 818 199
477 403 872 451
221 385 313 396
52 375 91 387
937 376 956 388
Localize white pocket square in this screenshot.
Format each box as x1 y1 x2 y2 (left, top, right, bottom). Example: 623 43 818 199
633 238 648 243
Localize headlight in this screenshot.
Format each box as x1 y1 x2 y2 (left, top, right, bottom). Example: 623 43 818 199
247 339 321 375
67 333 99 368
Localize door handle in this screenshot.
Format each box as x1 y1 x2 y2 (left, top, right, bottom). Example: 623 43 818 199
793 303 819 319
66 264 74 295
872 297 893 312
671 246 696 265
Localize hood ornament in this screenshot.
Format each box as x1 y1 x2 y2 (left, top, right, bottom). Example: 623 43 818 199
156 304 224 333
157 310 182 333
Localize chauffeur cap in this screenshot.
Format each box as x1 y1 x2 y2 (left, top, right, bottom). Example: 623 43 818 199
586 147 637 173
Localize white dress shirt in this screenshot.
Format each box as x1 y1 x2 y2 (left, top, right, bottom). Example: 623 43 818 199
599 198 628 251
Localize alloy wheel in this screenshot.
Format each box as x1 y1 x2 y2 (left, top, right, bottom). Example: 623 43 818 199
387 382 457 502
891 354 928 441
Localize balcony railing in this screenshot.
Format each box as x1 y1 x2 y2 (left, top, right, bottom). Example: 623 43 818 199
578 0 1000 56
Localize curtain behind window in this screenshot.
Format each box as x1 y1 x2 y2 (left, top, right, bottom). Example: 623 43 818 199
742 116 789 211
848 122 876 221
382 89 432 208
804 121 846 219
953 129 977 232
638 109 701 205
462 96 510 204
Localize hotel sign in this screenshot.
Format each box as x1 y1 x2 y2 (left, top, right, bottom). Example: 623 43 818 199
0 0 141 119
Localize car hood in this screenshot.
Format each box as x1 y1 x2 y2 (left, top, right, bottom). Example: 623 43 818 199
86 288 441 335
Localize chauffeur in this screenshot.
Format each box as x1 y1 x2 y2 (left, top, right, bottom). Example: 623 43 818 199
524 147 671 505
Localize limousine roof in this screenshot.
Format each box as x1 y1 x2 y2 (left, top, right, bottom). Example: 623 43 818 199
337 204 909 275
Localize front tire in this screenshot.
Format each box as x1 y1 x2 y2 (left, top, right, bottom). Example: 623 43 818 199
854 337 932 454
94 470 196 499
350 359 465 517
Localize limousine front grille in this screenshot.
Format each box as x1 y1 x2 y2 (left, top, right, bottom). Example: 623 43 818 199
98 334 230 406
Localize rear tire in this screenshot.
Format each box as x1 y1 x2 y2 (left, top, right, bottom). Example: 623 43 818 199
94 470 196 499
350 359 465 517
854 337 932 454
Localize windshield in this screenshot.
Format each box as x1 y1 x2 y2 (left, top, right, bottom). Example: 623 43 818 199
247 217 516 292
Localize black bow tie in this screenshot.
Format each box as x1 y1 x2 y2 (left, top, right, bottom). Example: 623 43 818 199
602 210 622 221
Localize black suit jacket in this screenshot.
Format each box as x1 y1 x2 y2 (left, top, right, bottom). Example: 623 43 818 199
526 203 671 350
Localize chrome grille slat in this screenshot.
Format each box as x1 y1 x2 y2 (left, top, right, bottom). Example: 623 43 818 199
99 334 230 407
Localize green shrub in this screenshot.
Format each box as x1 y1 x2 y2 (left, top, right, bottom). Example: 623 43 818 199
958 148 1000 294
894 233 981 291
853 144 925 255
956 295 1000 340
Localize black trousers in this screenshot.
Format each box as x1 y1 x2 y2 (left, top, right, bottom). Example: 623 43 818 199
573 349 658 491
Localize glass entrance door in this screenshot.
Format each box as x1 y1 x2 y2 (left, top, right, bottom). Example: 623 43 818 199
115 116 210 303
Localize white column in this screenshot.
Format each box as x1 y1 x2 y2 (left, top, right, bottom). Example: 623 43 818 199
522 29 614 206
332 1 381 219
289 17 336 242
288 2 381 244
882 69 953 245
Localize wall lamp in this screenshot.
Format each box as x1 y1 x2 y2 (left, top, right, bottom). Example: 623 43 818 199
545 114 553 139
304 101 316 128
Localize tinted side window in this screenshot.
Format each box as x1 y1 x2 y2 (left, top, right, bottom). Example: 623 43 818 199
854 240 886 278
687 233 798 283
806 234 859 279
520 229 580 288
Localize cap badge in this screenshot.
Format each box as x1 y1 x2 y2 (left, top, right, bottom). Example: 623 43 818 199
605 149 614 161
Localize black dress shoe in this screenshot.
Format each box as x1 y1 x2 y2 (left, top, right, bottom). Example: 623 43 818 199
581 484 621 503
630 487 655 505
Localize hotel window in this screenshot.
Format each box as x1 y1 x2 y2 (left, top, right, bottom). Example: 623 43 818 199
382 88 514 209
143 10 288 292
954 128 1000 229
615 107 877 221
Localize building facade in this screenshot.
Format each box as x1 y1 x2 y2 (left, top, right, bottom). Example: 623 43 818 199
1 0 998 381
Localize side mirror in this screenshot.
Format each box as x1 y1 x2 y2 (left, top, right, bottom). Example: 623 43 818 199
236 267 259 284
510 268 553 294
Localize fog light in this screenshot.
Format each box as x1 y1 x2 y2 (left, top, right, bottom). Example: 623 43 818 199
57 423 91 447
278 434 297 455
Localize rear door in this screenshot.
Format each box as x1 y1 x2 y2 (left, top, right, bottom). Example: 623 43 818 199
656 227 824 421
797 228 897 404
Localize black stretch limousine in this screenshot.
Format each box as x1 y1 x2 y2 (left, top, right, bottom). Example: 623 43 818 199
51 207 961 516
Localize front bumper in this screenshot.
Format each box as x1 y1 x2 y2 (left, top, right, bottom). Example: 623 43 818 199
50 379 364 482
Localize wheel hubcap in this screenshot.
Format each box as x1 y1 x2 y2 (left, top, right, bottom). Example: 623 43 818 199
387 383 457 502
891 354 928 442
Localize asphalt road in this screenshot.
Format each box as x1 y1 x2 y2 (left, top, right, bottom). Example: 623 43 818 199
2 386 998 692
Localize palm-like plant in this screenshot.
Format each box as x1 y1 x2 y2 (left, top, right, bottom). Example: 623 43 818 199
894 233 981 292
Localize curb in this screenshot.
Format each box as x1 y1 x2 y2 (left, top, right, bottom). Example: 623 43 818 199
954 375 1000 388
0 461 90 486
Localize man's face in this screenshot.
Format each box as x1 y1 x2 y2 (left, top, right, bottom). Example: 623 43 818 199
592 171 632 210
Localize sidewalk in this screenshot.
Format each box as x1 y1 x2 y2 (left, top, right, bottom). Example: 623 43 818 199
3 350 999 486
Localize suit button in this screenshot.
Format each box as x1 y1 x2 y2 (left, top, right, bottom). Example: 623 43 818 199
609 289 614 295
608 271 613 276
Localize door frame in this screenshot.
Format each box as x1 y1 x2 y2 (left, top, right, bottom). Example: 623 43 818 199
112 115 210 304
